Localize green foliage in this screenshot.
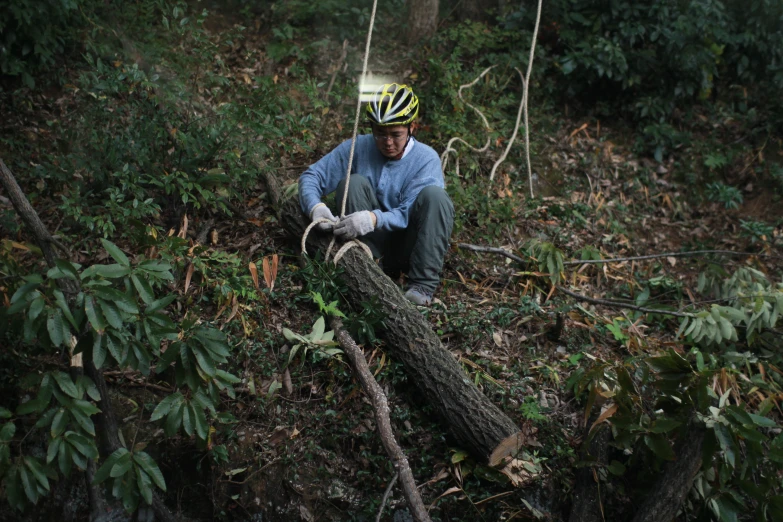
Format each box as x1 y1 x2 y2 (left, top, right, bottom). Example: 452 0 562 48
527 240 565 285
344 295 387 345
1 240 239 512
282 316 342 366
707 182 744 209
0 0 92 88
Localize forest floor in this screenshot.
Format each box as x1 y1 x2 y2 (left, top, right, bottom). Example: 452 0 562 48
2 4 782 522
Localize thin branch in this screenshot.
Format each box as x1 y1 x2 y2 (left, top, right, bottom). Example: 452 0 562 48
376 473 399 522
457 243 524 264
330 318 431 522
563 249 781 265
556 286 691 318
457 243 777 266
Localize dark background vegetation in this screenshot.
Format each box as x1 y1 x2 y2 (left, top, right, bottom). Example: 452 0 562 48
1 1 782 521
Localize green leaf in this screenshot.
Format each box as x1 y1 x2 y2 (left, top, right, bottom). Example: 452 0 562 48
46 437 62 464
53 290 78 329
16 397 45 415
85 296 107 333
65 432 98 459
19 464 39 504
182 402 194 436
715 424 736 467
649 418 682 434
51 408 68 437
0 421 16 441
192 345 217 377
100 239 130 267
607 460 626 476
150 393 182 422
24 457 49 491
748 412 777 428
164 402 184 436
136 466 154 505
309 316 326 342
11 281 41 305
70 406 96 436
94 448 128 484
192 403 208 440
53 371 80 399
73 399 100 416
131 274 155 304
47 309 66 347
146 295 176 314
28 296 45 321
98 299 123 330
92 286 139 314
644 434 675 461
133 451 166 491
58 439 72 476
93 333 107 369
110 451 133 478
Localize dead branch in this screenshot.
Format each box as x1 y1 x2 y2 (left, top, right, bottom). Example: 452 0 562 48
556 286 690 318
330 317 431 522
457 243 525 264
0 158 76 293
563 249 781 265
375 473 399 522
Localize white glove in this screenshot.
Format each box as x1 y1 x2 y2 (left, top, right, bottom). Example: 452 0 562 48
333 211 375 240
310 204 337 231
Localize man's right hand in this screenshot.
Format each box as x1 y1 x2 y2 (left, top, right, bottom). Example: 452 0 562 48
310 204 337 231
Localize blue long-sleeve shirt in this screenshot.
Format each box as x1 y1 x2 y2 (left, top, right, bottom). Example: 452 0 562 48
298 135 444 231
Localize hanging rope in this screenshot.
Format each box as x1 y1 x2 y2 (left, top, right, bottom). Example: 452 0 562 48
301 0 379 262
488 0 542 199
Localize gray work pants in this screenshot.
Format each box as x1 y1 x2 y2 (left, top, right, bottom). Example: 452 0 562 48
335 175 454 293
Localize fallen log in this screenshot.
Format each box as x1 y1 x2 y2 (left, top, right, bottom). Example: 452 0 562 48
281 200 524 465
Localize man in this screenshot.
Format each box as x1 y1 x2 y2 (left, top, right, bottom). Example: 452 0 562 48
299 83 454 306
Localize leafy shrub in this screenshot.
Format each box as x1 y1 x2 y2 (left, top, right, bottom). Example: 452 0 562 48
706 182 743 209
0 0 95 87
1 240 239 512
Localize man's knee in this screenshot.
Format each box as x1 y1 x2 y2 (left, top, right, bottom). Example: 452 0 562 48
416 186 454 216
337 174 372 199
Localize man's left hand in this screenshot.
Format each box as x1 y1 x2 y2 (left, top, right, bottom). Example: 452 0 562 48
333 211 375 239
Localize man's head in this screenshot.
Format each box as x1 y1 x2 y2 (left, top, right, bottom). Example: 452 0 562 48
366 83 419 159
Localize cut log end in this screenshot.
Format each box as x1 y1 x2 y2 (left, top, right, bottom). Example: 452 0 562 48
489 432 525 467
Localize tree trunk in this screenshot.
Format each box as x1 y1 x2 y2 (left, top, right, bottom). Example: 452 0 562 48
568 419 610 522
408 0 439 43
282 201 524 465
631 418 705 522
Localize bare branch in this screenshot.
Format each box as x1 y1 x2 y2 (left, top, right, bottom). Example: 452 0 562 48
330 318 431 522
556 286 691 318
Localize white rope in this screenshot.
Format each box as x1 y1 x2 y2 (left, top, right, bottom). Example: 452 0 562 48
488 68 526 183
301 0 379 263
440 65 495 174
524 0 543 198
488 0 542 199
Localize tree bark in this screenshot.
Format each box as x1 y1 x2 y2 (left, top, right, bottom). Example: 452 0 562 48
283 201 524 465
568 419 610 522
408 0 439 43
631 419 705 522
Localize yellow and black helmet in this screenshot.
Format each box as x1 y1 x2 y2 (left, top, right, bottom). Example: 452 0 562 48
366 83 419 126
